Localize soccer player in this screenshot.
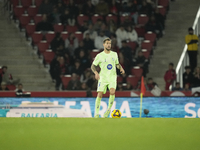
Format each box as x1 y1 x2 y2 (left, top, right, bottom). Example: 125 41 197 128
91 38 125 118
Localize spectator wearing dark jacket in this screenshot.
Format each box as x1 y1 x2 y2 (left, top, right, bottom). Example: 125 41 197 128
51 32 65 53
183 66 193 88
36 14 54 32
38 0 53 15
67 73 81 90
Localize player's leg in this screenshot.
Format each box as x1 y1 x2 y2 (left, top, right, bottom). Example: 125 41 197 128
94 81 107 118
103 88 116 118
94 92 103 118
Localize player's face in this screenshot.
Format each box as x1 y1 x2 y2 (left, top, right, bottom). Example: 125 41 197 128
103 40 111 51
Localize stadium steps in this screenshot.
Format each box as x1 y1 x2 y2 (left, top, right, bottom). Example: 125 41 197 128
0 9 55 91
147 0 200 90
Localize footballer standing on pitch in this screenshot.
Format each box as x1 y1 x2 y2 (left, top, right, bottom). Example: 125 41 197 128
91 38 125 118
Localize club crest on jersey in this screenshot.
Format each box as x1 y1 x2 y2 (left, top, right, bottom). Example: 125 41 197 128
107 64 112 70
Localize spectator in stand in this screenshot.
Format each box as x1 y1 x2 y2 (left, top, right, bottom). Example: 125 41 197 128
80 82 88 90
15 83 25 93
136 78 149 91
164 63 176 90
120 41 133 70
82 0 95 17
115 25 128 48
147 78 157 90
86 74 98 90
139 0 153 16
80 69 92 83
49 6 61 24
193 67 200 87
93 19 103 32
57 1 66 14
185 27 199 72
118 47 130 74
78 50 90 71
83 24 98 40
172 82 182 91
51 32 65 53
95 0 109 16
133 51 148 77
1 66 20 85
74 41 86 59
70 60 83 76
55 44 66 56
109 0 120 15
36 14 54 32
183 83 191 91
49 56 60 82
38 0 53 15
145 15 163 38
91 0 99 6
124 82 133 90
183 66 193 88
154 8 165 29
55 57 69 90
111 37 120 54
60 9 70 25
67 73 81 90
68 0 79 18
65 32 79 56
107 19 117 34
127 26 138 43
94 31 108 49
79 21 89 33
100 23 111 37
0 82 9 91
67 15 76 26
83 33 95 53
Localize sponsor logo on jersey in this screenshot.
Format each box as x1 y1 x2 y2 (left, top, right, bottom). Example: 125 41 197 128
107 64 112 70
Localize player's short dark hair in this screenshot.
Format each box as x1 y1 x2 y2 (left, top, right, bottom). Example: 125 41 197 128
103 38 111 43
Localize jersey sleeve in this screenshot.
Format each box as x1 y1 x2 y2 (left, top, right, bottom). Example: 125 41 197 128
93 54 100 66
115 53 119 64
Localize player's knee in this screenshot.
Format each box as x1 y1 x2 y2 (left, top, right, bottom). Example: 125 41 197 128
110 89 115 95
97 92 103 98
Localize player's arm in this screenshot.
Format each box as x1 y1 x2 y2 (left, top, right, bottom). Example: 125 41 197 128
116 64 125 74
91 64 100 80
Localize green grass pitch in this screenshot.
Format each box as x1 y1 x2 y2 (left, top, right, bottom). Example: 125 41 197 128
0 118 199 150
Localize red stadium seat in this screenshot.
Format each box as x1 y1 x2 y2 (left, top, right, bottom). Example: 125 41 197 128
91 14 103 24
27 6 38 18
54 23 64 33
25 23 36 37
7 85 16 90
62 75 72 89
144 32 157 44
158 0 169 8
117 76 123 83
126 41 137 53
126 75 139 88
43 50 55 64
66 25 78 33
74 31 83 42
138 14 149 26
21 0 33 9
10 0 20 9
34 14 42 24
141 49 150 59
61 31 68 40
134 26 146 37
37 41 50 54
90 50 100 60
106 14 117 23
120 14 131 24
77 14 89 26
141 40 153 52
14 6 25 19
157 5 167 16
45 32 55 43
19 14 31 28
131 67 143 78
31 32 43 45
34 0 43 7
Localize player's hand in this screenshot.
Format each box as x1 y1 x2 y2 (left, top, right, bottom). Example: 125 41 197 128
120 68 125 74
95 72 100 80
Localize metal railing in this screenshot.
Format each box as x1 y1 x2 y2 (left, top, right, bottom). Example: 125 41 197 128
175 6 200 88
